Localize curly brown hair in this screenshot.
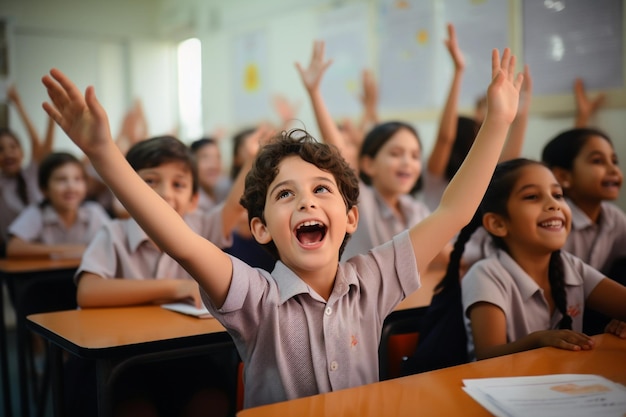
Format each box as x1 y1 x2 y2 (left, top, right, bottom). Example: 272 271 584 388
240 129 360 260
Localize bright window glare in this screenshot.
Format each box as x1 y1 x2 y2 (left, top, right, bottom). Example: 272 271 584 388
178 38 203 141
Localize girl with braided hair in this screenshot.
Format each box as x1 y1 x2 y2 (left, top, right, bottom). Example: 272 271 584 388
456 158 626 361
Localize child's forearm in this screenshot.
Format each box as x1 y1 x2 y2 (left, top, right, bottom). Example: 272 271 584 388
76 273 189 308
6 238 84 259
428 68 464 176
308 89 344 150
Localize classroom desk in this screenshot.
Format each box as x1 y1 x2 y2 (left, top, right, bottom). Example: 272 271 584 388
237 333 626 417
0 256 80 417
27 305 234 417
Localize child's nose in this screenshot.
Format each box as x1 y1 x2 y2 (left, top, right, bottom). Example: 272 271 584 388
298 195 316 210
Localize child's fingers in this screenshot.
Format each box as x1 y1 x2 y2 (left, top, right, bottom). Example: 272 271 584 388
49 68 84 106
499 48 511 77
491 48 500 78
507 54 516 82
514 73 525 92
85 86 108 124
42 74 70 110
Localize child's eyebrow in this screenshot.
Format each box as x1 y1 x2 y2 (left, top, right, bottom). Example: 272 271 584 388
269 176 336 196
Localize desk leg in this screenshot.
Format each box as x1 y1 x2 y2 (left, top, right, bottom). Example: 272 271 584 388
15 308 31 417
96 359 114 417
0 280 14 417
49 344 64 417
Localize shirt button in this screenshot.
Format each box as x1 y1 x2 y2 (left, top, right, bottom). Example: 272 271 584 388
325 307 332 316
330 361 338 371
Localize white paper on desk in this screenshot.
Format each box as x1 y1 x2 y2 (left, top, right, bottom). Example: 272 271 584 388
161 302 213 319
463 374 626 417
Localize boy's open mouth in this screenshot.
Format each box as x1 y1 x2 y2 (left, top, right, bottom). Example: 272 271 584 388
295 220 327 245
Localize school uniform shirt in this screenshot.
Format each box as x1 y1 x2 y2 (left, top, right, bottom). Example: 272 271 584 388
341 182 430 261
563 198 626 275
0 161 42 246
420 170 448 212
75 218 195 283
461 249 605 360
76 206 233 283
202 230 420 409
8 201 109 245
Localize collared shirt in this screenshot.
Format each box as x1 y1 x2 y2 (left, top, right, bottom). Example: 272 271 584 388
8 202 110 245
563 198 626 275
203 230 420 408
76 205 233 282
462 249 604 360
75 218 194 282
0 161 42 245
341 181 430 260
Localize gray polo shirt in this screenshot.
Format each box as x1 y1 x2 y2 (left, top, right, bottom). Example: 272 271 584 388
462 249 604 360
76 206 233 282
202 230 420 408
341 181 430 260
8 201 110 245
0 161 42 246
563 198 626 275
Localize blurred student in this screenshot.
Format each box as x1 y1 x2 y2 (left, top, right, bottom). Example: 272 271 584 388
0 84 55 256
7 152 109 258
542 127 626 334
422 23 532 212
222 125 278 272
189 136 230 212
296 40 447 265
457 159 626 360
72 135 248 417
42 46 522 408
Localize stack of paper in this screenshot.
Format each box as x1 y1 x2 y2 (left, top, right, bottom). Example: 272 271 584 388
463 374 626 417
161 302 213 319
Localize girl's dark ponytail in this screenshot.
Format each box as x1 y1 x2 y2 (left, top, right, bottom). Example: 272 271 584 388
435 210 483 294
548 250 572 329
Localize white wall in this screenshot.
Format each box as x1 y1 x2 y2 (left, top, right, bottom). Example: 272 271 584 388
0 0 177 158
2 0 625 209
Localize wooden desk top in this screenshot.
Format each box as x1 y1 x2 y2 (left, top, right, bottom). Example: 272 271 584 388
27 305 228 358
0 257 81 274
238 334 626 417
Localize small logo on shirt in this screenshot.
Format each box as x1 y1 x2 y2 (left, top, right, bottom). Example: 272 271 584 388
567 303 582 318
350 334 358 348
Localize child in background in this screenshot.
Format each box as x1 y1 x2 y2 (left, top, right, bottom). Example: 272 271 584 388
71 135 248 417
542 128 626 334
423 23 532 212
455 158 626 360
222 125 278 271
6 152 110 258
0 85 55 256
189 136 230 212
295 40 444 264
42 46 522 408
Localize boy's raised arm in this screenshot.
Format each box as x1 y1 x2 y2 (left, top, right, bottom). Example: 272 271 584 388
41 69 233 307
409 49 523 275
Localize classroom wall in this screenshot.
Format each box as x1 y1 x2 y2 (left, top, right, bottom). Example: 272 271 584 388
1 0 625 209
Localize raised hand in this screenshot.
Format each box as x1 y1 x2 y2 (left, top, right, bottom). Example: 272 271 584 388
295 40 333 93
41 68 113 156
485 48 524 125
574 78 605 127
445 23 465 71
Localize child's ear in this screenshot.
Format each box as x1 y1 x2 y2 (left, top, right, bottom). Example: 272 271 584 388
250 217 272 244
346 205 359 234
551 167 572 190
482 213 508 237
